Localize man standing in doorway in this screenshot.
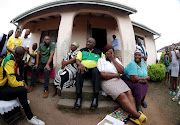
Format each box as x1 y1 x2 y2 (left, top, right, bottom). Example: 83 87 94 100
111 35 120 58
29 36 55 98
136 38 148 65
0 30 14 58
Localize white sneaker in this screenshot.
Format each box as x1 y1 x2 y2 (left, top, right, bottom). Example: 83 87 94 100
177 86 180 89
27 116 45 125
172 96 178 101
178 101 180 105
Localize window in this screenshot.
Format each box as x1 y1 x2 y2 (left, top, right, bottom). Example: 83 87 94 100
135 35 145 47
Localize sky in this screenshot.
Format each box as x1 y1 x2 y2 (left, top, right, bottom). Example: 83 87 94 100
0 0 180 59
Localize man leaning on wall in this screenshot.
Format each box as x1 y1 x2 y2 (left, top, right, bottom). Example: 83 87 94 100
29 36 55 98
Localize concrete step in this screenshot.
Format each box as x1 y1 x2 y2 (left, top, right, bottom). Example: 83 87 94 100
27 76 54 84
27 77 92 86
57 98 119 113
61 86 112 101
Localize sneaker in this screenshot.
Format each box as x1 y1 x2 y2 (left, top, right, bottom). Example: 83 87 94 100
178 101 180 105
43 90 48 98
27 116 45 125
169 91 172 95
177 86 180 89
172 92 176 96
172 96 178 101
29 86 35 93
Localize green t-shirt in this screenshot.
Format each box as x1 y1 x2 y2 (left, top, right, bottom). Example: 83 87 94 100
38 42 55 64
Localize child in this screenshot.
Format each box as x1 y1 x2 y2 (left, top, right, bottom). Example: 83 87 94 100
24 43 37 85
172 89 180 105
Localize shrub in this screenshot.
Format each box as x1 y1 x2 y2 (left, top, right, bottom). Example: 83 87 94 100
159 52 166 65
147 64 165 82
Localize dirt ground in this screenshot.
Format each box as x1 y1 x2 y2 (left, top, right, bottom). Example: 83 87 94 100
1 81 180 125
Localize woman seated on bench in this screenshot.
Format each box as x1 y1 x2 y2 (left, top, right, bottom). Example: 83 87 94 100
52 42 79 97
97 45 147 125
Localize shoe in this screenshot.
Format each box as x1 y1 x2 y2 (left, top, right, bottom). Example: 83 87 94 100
43 90 48 98
74 97 82 110
178 101 180 105
141 101 147 108
138 111 147 124
137 106 143 113
177 86 179 89
172 92 176 96
130 118 140 125
27 116 45 125
169 91 172 95
172 96 178 101
29 86 35 93
90 98 98 110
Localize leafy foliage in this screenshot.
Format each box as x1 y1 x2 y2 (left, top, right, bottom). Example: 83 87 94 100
148 64 165 82
159 52 166 65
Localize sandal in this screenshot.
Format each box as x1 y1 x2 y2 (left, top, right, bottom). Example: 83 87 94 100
130 118 140 125
138 111 147 124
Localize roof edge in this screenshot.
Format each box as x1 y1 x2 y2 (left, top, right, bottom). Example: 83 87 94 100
132 21 161 36
10 0 137 23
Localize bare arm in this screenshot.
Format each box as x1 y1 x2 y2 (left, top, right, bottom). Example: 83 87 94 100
129 75 150 84
175 50 179 59
111 58 124 74
6 46 15 54
100 72 120 80
46 52 54 66
33 51 40 69
44 52 54 71
76 59 87 73
61 56 77 69
27 50 36 58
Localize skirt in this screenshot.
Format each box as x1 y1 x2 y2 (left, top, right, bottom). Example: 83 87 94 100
121 75 148 102
101 78 130 100
171 62 179 77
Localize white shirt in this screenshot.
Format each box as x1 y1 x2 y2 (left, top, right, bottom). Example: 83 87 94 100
97 56 123 74
21 37 30 61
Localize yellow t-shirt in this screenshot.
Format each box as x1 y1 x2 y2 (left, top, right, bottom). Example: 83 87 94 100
6 37 22 55
28 50 37 67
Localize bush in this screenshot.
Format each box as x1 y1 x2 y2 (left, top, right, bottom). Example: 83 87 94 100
147 64 165 82
159 52 166 65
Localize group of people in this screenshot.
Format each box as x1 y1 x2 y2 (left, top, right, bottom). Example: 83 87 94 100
164 44 180 105
0 28 55 125
53 36 149 124
0 28 149 125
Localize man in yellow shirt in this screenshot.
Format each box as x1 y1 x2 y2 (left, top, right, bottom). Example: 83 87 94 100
6 28 24 77
6 28 22 55
0 46 45 125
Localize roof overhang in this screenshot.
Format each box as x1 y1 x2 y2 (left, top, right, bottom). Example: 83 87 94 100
10 0 137 24
132 21 161 36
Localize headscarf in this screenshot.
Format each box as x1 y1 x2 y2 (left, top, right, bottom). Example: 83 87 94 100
134 49 141 54
72 42 79 48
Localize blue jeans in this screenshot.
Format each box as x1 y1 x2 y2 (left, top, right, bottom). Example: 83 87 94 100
30 62 53 91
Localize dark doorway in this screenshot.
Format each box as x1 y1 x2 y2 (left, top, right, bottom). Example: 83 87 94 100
92 28 107 52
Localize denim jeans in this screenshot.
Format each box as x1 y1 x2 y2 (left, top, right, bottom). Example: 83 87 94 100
30 62 53 91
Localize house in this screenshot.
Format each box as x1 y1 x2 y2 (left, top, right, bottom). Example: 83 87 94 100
10 0 160 72
157 42 180 53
